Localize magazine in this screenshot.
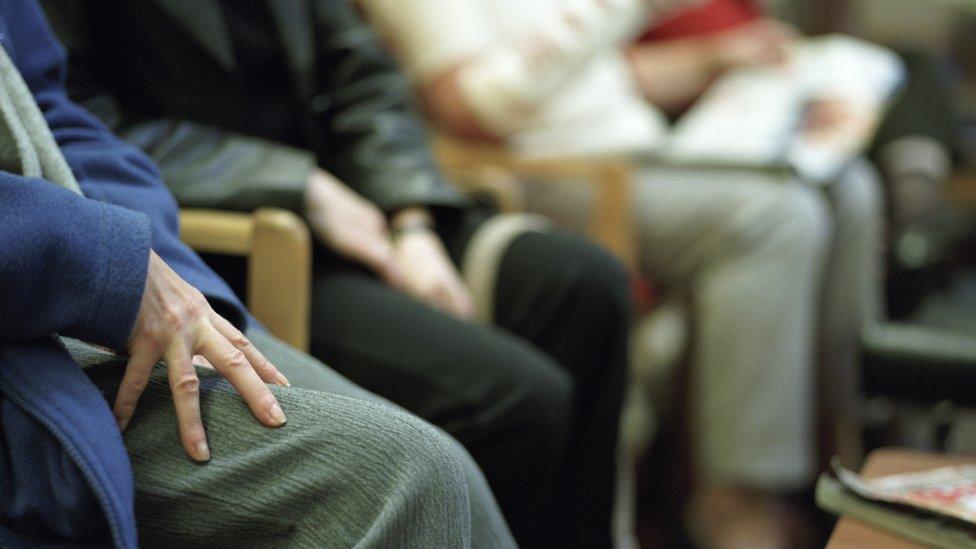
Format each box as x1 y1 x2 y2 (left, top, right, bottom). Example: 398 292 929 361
665 34 905 183
833 459 976 525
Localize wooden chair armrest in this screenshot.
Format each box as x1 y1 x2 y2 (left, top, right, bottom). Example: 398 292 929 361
434 135 638 269
180 208 312 351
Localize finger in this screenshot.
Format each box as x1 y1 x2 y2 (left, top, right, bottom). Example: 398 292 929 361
193 354 215 369
164 343 210 462
427 283 457 317
438 277 474 320
209 313 288 387
447 282 477 321
196 324 286 428
379 258 406 289
114 348 158 432
406 278 447 314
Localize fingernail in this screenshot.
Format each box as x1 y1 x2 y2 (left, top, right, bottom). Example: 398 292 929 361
275 373 291 387
117 417 130 432
196 441 211 462
269 403 287 426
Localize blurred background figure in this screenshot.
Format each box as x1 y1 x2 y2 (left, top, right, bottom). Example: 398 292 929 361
628 0 963 321
359 0 887 546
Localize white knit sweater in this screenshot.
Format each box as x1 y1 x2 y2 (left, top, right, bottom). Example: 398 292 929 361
360 0 700 158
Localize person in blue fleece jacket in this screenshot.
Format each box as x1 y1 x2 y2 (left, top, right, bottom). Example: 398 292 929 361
0 1 514 547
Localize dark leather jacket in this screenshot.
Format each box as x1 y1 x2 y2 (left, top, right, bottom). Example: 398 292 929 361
44 0 468 216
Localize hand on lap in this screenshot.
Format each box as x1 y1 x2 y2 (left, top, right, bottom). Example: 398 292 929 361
118 251 289 462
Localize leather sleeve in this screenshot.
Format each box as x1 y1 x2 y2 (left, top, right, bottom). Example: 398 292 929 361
43 0 317 215
310 0 469 214
119 118 317 214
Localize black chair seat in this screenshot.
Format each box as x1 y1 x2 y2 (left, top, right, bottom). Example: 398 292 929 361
862 323 976 407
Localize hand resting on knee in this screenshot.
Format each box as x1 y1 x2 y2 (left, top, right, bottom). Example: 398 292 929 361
116 251 291 462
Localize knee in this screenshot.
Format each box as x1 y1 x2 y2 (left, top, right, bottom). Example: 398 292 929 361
381 411 517 547
575 243 633 315
277 395 476 544
547 233 633 323
350 400 472 506
763 185 833 261
400 419 474 504
499 231 633 331
831 158 885 233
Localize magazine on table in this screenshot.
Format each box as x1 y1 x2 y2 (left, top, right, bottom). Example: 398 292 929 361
833 459 976 524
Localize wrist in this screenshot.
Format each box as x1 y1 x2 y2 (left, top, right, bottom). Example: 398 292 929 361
391 207 434 235
304 170 325 213
391 218 434 240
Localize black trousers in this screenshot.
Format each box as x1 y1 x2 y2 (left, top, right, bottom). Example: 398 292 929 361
305 213 631 548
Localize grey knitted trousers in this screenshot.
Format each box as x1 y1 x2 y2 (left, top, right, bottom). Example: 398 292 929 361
70 330 515 548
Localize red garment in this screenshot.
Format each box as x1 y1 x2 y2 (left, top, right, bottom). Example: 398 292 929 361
638 0 760 42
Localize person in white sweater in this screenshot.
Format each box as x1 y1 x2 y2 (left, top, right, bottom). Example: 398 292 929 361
358 0 883 546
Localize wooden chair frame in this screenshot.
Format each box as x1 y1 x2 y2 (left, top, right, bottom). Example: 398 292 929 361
433 136 639 270
180 208 312 351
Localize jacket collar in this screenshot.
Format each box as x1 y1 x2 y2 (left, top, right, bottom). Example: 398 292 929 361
152 0 236 71
149 0 315 85
266 0 315 91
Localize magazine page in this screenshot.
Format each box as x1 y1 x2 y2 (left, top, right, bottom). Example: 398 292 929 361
664 66 804 167
664 35 904 182
835 460 976 525
787 35 906 182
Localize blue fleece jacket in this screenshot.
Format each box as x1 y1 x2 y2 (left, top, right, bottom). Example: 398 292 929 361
0 1 247 546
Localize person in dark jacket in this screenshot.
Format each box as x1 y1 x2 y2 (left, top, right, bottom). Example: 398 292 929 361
46 1 634 546
0 1 515 547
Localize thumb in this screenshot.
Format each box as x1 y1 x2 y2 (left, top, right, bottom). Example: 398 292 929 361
448 280 477 321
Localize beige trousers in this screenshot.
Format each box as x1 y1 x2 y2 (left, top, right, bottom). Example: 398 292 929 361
525 159 883 489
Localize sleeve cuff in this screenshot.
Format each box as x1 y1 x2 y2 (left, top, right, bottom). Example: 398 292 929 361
247 146 317 214
75 202 152 349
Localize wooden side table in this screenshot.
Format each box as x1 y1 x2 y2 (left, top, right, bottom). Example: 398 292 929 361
826 448 976 548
